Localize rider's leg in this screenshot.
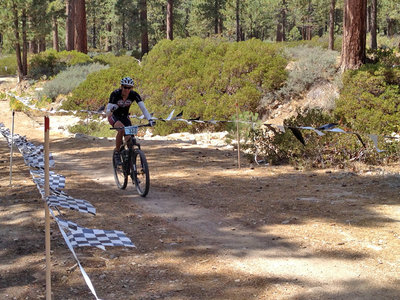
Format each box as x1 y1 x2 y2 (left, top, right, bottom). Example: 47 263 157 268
114 120 124 151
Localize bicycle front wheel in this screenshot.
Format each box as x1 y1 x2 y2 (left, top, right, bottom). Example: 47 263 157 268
113 151 127 189
131 149 150 197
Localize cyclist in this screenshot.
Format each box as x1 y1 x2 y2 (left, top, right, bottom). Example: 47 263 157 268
106 77 154 164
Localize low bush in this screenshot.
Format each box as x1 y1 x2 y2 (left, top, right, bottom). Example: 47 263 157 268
92 53 138 67
68 118 113 138
0 55 17 76
274 45 339 100
140 37 287 135
62 61 141 111
38 63 109 100
28 50 92 79
225 111 261 150
335 62 400 135
9 95 28 112
249 108 398 169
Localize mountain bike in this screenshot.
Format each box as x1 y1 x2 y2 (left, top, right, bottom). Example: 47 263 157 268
111 124 150 197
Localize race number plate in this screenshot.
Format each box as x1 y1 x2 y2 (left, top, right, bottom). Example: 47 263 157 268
124 126 138 135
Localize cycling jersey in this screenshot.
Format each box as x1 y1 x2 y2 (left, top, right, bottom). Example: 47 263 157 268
108 88 142 119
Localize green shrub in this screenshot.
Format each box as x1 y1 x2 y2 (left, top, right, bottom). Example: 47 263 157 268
225 111 261 150
38 63 109 100
250 108 397 168
63 61 141 111
140 37 287 135
369 34 400 50
287 27 302 42
366 46 400 67
335 63 400 135
28 50 92 79
278 45 339 98
9 95 28 112
68 118 114 138
92 53 138 67
0 55 17 76
56 50 93 65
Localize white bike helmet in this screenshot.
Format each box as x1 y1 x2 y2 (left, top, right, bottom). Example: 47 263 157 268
120 77 134 87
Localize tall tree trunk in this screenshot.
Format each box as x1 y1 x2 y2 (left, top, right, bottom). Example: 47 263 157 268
66 0 75 51
22 8 28 76
29 40 38 54
276 0 286 42
340 0 367 71
184 7 190 37
92 10 96 49
12 2 23 81
387 18 394 37
167 0 173 40
276 21 283 42
122 16 126 48
370 0 377 50
52 16 59 51
105 22 112 51
39 37 46 52
140 0 149 56
214 0 218 34
328 0 336 50
282 0 286 41
218 17 223 34
74 0 88 53
306 0 312 40
235 0 240 41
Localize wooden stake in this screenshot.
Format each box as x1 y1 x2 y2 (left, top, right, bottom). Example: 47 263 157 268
44 115 51 299
9 110 15 185
236 101 241 169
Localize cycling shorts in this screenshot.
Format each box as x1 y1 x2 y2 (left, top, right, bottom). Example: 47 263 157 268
108 114 132 127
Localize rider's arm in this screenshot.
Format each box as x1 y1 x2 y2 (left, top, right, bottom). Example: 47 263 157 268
137 101 152 121
106 103 118 117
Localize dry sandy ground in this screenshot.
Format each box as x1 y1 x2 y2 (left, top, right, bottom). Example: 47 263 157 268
1 78 400 300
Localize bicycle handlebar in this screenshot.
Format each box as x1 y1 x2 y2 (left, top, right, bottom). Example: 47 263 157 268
110 123 152 130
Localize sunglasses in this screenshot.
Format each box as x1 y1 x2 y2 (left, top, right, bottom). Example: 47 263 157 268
122 85 132 89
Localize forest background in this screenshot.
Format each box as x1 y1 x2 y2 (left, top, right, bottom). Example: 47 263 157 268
0 0 400 168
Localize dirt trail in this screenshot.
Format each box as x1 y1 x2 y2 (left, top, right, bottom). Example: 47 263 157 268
1 79 400 299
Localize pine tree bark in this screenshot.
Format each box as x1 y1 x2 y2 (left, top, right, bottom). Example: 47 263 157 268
52 16 59 51
140 0 149 56
74 0 88 53
91 9 97 49
282 0 286 41
22 8 28 76
105 23 112 52
328 0 336 50
167 0 173 40
39 37 46 52
236 0 240 42
340 0 367 71
66 0 75 51
370 0 377 50
11 3 23 81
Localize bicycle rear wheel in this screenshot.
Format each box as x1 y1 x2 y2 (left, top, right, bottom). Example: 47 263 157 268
131 149 150 197
113 150 128 189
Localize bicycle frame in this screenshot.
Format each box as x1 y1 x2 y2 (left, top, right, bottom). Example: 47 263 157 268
111 123 151 196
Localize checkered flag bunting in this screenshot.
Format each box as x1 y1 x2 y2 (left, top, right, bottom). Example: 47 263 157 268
56 218 135 250
23 152 55 168
46 195 96 215
30 169 66 190
3 122 136 299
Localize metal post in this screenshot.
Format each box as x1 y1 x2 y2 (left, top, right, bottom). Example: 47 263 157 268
44 115 51 299
9 110 15 185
